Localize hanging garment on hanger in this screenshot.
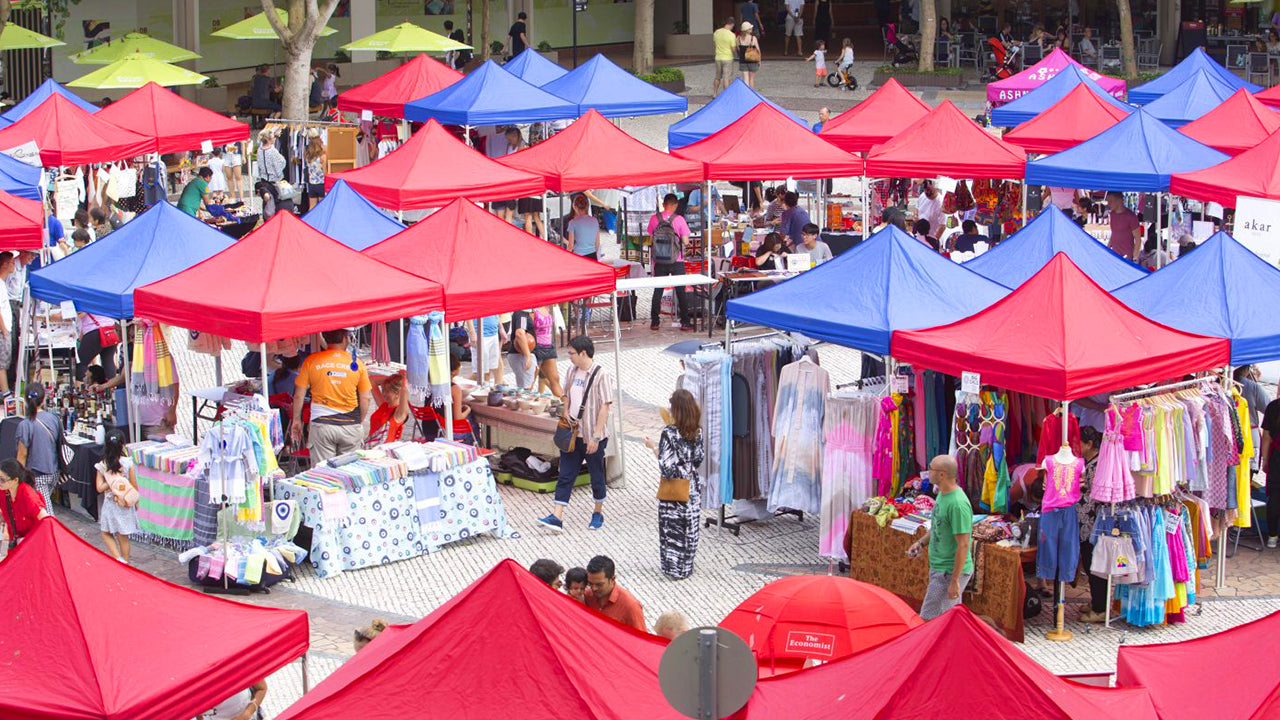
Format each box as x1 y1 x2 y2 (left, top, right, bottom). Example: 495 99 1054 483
768 358 828 515
820 394 877 560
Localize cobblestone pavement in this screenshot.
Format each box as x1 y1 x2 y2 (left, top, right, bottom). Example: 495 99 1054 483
50 58 1280 714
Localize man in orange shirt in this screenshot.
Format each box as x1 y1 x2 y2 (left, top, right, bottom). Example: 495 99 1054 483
290 329 373 461
584 555 646 631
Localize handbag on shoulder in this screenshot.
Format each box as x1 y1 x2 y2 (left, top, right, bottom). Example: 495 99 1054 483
553 367 600 453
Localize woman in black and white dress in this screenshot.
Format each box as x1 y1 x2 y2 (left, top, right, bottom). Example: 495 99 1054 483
645 389 705 580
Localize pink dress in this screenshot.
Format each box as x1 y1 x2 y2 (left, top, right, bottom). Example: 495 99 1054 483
1091 405 1134 503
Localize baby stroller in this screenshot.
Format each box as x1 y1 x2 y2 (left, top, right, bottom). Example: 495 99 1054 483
985 37 1021 80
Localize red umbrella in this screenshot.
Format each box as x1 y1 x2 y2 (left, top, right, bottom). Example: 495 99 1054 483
719 574 922 676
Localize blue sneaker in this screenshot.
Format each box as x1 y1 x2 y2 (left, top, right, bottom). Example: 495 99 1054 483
537 514 564 532
588 512 604 530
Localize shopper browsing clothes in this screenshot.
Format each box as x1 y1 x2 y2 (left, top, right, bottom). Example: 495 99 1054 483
908 454 973 619
17 384 63 511
647 194 695 332
290 329 373 462
645 389 705 580
584 555 647 631
538 336 614 532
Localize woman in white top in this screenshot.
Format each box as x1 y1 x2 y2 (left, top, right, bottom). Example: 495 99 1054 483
206 148 229 194
196 680 267 720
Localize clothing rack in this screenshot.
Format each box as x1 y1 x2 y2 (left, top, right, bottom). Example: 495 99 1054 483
1110 374 1234 402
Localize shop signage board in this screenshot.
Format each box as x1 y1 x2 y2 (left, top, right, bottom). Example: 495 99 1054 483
1234 195 1280 266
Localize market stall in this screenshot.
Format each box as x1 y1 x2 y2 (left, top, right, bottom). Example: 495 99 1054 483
540 54 687 118
1140 70 1236 129
94 81 249 153
0 519 309 720
404 59 579 125
667 79 806 149
817 78 931 153
1178 88 1280 156
273 559 678 720
0 77 98 125
0 149 43 200
301 179 405 250
336 53 463 119
325 119 547 209
990 64 1133 128
1003 83 1133 154
0 188 48 250
503 47 569 85
987 48 1126 106
0 93 153 166
1168 125 1280 207
1127 47 1260 105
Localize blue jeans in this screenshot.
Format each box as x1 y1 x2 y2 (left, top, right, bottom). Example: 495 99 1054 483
555 437 608 506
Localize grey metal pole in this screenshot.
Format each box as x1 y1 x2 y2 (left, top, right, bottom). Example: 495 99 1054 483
260 343 269 400
122 320 137 442
697 628 718 720
399 318 405 364
301 653 310 693
611 297 627 490
214 355 223 387
1021 181 1028 228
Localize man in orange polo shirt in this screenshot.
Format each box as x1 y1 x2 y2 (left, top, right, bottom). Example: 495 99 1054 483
584 555 646 632
290 329 373 462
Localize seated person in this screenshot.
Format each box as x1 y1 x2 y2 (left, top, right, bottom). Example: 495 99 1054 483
431 355 477 446
798 223 833 266
270 353 303 398
366 371 412 447
951 219 984 253
754 232 787 270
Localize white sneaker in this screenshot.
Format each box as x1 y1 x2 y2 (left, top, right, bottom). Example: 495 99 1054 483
1267 536 1277 549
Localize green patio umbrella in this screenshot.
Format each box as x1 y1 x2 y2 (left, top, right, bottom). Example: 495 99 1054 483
68 51 208 89
210 8 337 39
0 23 64 50
69 32 199 64
342 21 470 53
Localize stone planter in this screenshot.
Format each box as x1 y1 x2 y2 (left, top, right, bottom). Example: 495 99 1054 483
871 69 966 89
647 77 686 93
664 32 711 58
193 85 229 113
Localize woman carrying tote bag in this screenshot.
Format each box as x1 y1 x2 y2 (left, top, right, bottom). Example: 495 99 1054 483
645 389 705 580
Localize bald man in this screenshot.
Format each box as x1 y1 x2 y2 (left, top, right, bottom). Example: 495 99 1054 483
909 454 974 620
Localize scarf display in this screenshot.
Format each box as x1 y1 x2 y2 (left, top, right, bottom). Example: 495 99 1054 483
405 315 430 399
130 319 179 420
426 311 451 403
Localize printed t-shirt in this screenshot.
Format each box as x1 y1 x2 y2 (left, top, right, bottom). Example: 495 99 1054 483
296 347 372 425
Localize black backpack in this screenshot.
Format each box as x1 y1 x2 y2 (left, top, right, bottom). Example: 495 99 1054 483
652 214 679 263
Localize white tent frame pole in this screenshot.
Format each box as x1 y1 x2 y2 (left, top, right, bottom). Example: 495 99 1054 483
123 320 137 442
444 319 454 441
260 343 269 402
1021 181 1028 228
611 297 627 489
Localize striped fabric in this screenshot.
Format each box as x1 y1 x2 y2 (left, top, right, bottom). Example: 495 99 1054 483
135 466 196 541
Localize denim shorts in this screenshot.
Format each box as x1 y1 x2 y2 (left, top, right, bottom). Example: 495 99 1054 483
1037 505 1080 582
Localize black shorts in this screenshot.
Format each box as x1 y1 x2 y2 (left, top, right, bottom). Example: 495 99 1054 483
492 200 517 211
518 197 544 214
533 345 557 363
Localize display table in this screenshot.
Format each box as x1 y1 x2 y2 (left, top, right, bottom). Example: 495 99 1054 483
846 511 1029 642
64 438 104 520
274 457 513 578
466 401 622 483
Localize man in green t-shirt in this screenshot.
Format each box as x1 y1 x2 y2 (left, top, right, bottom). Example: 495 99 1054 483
177 167 213 217
909 454 974 620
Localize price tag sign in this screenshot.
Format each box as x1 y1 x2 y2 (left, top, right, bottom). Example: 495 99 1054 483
59 300 76 318
1204 201 1224 220
200 139 214 154
361 109 373 121
890 375 908 394
961 371 981 394
934 176 958 194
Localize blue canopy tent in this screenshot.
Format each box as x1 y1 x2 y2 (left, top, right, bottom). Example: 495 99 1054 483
404 60 579 125
503 48 569 86
1140 69 1236 128
726 225 1009 355
0 151 41 201
1025 108 1228 191
964 205 1148 290
667 79 807 148
0 78 99 126
29 201 234 318
990 65 1132 127
302 180 404 250
1113 231 1280 365
540 54 687 117
1128 47 1261 105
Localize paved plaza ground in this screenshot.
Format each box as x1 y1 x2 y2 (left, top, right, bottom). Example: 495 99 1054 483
49 58 1280 715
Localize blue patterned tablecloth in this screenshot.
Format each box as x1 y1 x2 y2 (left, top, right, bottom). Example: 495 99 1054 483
275 458 513 578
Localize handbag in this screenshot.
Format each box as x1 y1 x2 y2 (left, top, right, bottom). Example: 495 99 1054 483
92 316 119 348
744 43 762 62
655 429 693 503
33 416 68 484
107 469 139 508
553 366 600 453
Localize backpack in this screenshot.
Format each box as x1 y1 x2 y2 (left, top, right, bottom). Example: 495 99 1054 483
652 214 679 263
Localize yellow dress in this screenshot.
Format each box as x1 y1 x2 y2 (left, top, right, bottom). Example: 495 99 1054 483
1232 391 1254 528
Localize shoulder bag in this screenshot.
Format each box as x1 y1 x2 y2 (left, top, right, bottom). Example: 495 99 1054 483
553 366 600 453
744 39 762 63
91 316 119 348
32 414 69 483
656 429 693 503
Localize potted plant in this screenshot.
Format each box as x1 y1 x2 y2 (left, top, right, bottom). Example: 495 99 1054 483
636 65 685 93
537 40 559 63
664 19 708 58
194 75 229 113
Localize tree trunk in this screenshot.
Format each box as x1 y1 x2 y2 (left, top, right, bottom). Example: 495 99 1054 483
918 0 935 71
281 45 312 121
1117 0 1137 80
0 1 11 37
481 0 491 59
633 0 654 75
262 0 341 121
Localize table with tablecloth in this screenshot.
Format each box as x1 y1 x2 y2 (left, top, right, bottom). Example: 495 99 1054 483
273 457 514 578
846 510 1029 642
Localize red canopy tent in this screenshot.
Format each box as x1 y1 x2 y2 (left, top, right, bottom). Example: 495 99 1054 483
0 93 152 166
1169 126 1280 207
133 212 444 341
1179 88 1280 156
817 78 931 153
0 519 308 720
891 253 1230 400
1004 83 1132 154
1254 82 1280 109
1117 608 1280 720
364 198 616 321
95 82 250 154
325 119 546 208
336 54 463 119
0 188 46 250
671 102 864 179
497 109 704 191
274 558 683 720
866 99 1027 178
737 607 1159 720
